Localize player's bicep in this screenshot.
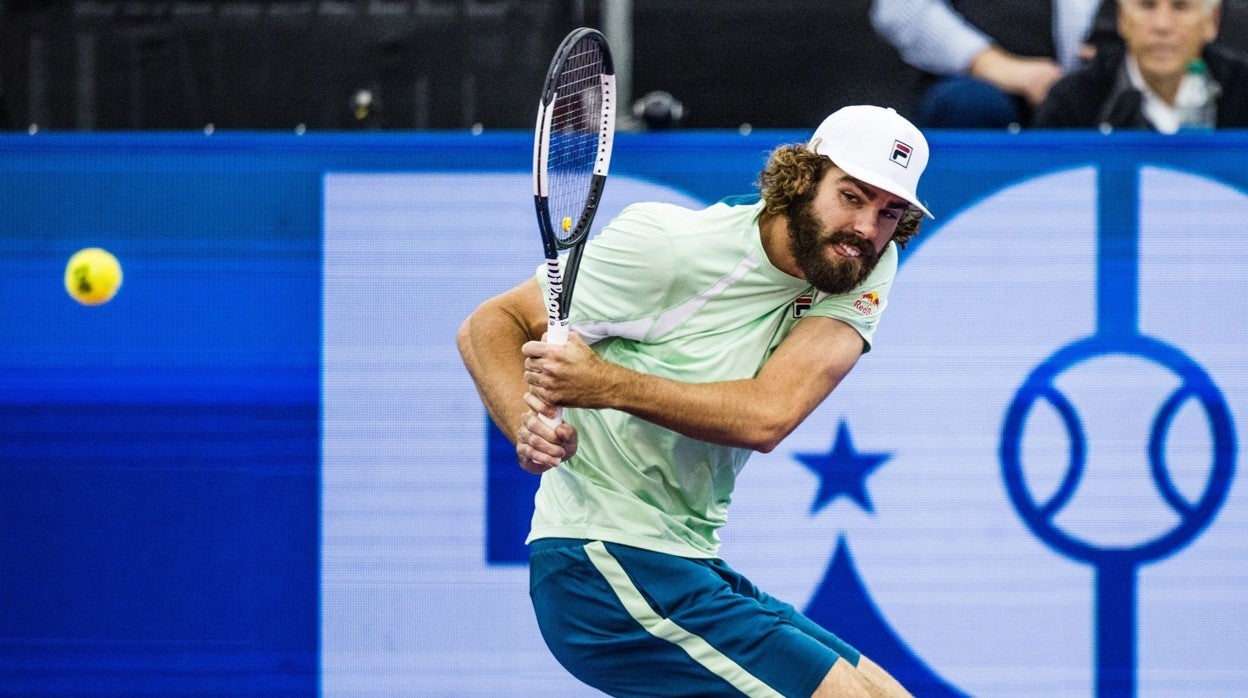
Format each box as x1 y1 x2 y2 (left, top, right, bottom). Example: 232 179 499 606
481 277 550 342
755 316 865 425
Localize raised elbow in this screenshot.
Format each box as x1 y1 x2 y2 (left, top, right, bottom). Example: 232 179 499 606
752 437 782 454
455 315 474 361
744 412 801 454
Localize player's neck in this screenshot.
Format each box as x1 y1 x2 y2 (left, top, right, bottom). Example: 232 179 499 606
759 211 803 280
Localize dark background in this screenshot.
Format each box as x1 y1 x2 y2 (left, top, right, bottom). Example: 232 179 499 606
0 0 919 131
19 0 1248 131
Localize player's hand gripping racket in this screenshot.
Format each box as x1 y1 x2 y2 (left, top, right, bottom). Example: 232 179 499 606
532 27 616 426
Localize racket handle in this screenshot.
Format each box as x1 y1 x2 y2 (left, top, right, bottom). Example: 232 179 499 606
540 320 569 427
546 322 569 346
540 407 564 428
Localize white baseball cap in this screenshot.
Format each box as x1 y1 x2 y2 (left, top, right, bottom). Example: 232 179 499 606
808 105 933 218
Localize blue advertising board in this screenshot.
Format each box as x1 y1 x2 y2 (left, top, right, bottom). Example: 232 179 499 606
1 130 1246 697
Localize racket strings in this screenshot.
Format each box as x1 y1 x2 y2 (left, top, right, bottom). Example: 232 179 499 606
548 38 606 244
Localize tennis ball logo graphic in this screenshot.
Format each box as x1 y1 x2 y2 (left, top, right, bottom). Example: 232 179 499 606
65 247 123 306
1001 337 1235 697
1002 338 1234 562
1018 357 1192 545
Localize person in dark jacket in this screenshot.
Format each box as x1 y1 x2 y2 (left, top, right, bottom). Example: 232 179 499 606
1035 0 1248 130
871 0 1112 128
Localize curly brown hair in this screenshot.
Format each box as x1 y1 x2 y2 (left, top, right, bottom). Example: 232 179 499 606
757 143 923 248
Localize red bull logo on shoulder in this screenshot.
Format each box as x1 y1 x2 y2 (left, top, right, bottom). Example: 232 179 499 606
854 291 881 315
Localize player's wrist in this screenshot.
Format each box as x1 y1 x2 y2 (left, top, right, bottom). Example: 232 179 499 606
599 363 647 413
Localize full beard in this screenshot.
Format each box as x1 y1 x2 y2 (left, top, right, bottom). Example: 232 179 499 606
787 195 880 295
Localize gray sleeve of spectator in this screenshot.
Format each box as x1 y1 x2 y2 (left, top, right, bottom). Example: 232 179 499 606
869 0 994 76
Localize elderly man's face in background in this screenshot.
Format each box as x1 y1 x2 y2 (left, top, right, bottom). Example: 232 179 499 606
1119 0 1221 86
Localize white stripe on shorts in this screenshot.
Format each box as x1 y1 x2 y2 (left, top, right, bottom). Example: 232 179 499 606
584 541 783 698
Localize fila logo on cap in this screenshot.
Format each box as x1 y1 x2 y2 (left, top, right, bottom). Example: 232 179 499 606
808 105 934 218
891 140 912 168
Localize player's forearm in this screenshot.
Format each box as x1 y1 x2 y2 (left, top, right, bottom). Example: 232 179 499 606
594 318 862 452
527 319 860 452
457 304 535 443
597 365 799 453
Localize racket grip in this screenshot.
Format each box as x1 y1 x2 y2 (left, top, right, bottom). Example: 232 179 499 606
540 407 564 428
540 320 569 427
546 321 569 346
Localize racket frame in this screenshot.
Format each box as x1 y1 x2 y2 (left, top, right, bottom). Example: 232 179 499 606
532 27 616 345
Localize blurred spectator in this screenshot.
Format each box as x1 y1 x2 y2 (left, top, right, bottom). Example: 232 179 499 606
1034 0 1248 131
871 0 1111 128
631 90 685 130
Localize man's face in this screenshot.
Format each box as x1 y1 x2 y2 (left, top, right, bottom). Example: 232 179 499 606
1119 0 1219 84
787 166 908 295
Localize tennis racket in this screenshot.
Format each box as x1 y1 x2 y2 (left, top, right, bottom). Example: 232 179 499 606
532 27 616 425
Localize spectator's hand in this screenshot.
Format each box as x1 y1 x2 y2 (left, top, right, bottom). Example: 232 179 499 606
970 46 1064 107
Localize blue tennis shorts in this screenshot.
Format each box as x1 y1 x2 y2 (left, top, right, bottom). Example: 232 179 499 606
529 538 861 697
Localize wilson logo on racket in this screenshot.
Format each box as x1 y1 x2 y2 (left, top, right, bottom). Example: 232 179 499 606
793 295 814 318
890 141 912 168
853 292 881 315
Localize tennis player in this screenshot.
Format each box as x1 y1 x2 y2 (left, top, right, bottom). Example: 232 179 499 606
459 105 933 697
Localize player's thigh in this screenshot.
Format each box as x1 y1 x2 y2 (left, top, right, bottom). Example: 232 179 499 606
532 539 849 697
752 591 862 668
529 539 748 696
715 559 862 668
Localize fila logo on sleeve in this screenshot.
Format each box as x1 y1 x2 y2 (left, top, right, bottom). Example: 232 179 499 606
891 141 912 168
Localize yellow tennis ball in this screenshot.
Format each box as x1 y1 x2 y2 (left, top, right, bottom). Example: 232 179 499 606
65 247 123 306
562 216 573 232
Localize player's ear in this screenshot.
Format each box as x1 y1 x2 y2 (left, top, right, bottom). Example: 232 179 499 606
794 148 821 197
892 208 924 249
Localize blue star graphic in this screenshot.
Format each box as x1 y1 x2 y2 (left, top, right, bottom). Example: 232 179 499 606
795 421 892 514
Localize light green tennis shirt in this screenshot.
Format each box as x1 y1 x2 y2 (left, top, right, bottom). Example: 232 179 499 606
528 196 897 558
